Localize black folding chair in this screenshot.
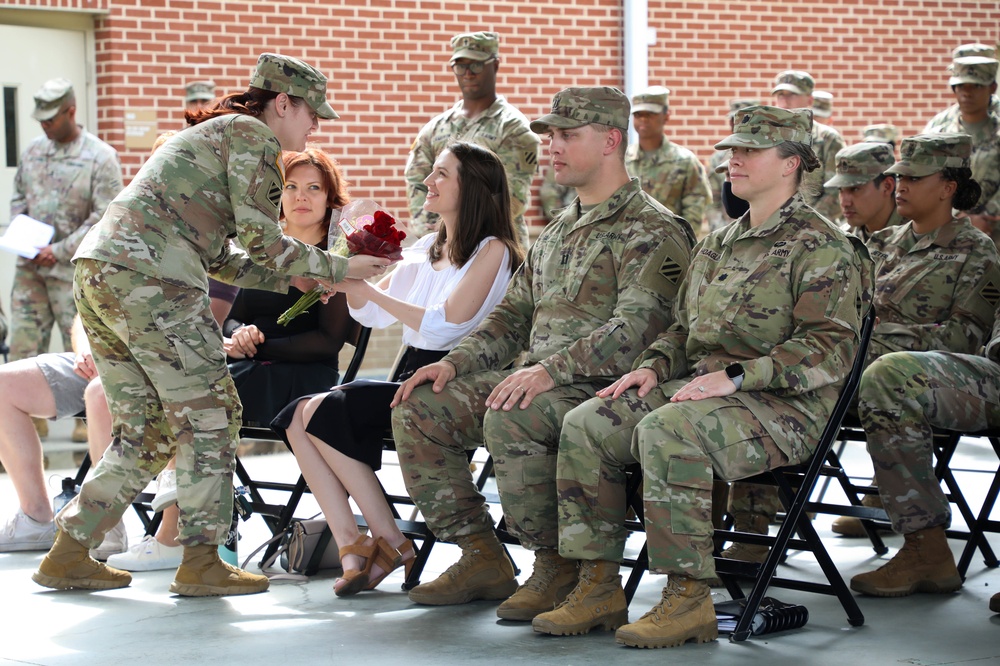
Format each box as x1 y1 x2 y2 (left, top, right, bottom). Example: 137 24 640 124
711 306 875 641
236 323 371 560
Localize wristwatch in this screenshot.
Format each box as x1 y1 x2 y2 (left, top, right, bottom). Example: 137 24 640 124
725 363 745 391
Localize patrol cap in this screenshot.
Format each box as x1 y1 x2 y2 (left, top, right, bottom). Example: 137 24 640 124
952 43 996 60
949 57 999 86
885 132 971 177
449 31 499 63
530 87 630 133
32 78 74 122
772 70 814 96
812 90 833 118
249 53 338 120
714 159 730 174
185 80 216 103
727 98 759 118
824 142 895 188
714 105 813 150
862 123 899 145
632 86 670 114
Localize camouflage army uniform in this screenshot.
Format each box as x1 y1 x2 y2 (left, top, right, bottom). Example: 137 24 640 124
391 178 694 548
626 139 712 228
8 128 122 360
804 121 846 221
866 217 1000 361
859 315 1000 534
539 166 574 222
405 96 539 245
60 110 347 549
557 192 866 579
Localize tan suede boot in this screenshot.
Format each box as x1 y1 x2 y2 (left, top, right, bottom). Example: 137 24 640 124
832 491 886 538
32 530 132 591
615 575 718 649
169 544 269 597
720 512 770 563
531 560 628 635
990 592 1000 613
407 532 517 606
497 549 579 621
850 525 962 597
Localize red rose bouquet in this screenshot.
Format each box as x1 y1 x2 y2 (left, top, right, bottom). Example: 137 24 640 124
278 200 407 325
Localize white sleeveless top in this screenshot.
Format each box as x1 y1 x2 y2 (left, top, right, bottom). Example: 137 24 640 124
349 233 512 351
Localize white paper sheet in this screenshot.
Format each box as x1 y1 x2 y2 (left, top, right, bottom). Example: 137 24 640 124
0 214 55 259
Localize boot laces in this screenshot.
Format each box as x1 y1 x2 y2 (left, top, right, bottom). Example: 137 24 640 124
443 545 482 580
644 577 686 620
876 533 923 574
522 554 562 593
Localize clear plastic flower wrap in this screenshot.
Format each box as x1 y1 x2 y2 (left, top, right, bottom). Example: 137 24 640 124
278 199 407 326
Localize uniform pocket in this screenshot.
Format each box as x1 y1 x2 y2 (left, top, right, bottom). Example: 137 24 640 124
187 407 235 476
665 455 713 536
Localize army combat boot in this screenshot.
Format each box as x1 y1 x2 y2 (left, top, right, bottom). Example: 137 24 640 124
408 532 517 605
850 525 962 597
720 512 771 563
32 530 132 591
832 490 886 537
169 544 269 597
497 549 579 621
531 559 628 635
615 575 718 649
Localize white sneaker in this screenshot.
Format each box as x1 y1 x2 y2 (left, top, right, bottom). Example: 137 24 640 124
89 520 129 561
150 469 177 513
0 510 55 552
106 535 183 571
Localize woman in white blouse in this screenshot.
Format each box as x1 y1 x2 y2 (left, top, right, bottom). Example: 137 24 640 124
274 142 524 596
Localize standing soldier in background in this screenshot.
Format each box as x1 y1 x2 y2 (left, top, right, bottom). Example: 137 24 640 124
863 123 900 151
9 79 123 441
626 86 712 231
405 31 539 247
706 98 758 234
184 80 216 114
771 70 845 221
812 90 834 124
924 46 1000 243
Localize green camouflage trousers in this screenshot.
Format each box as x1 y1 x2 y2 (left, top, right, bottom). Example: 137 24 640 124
558 380 793 580
859 351 1000 534
390 369 596 548
9 261 77 360
58 259 242 548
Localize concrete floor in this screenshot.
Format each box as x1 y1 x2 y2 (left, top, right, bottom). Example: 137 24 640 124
2 418 1000 666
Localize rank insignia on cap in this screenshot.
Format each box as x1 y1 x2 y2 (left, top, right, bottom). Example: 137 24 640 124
980 280 1000 308
659 257 682 284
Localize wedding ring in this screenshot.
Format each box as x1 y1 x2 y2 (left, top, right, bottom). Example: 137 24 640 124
516 386 525 392
698 386 706 393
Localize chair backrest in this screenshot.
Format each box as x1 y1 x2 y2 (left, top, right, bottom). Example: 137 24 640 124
341 320 371 385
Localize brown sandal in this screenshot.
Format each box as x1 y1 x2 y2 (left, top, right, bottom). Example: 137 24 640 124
365 539 416 591
335 536 400 597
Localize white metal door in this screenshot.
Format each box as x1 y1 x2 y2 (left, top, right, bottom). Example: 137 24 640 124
0 23 88 350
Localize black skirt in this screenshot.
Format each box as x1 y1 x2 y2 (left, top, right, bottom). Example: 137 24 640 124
230 360 340 428
270 347 447 471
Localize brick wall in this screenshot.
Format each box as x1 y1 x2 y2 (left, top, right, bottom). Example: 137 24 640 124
9 0 1000 373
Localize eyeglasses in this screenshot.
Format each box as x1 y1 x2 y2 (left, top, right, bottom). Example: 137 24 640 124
450 58 496 76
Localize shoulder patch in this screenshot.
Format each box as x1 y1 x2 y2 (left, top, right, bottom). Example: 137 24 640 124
980 279 1000 309
249 158 283 219
659 257 683 284
524 150 537 165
